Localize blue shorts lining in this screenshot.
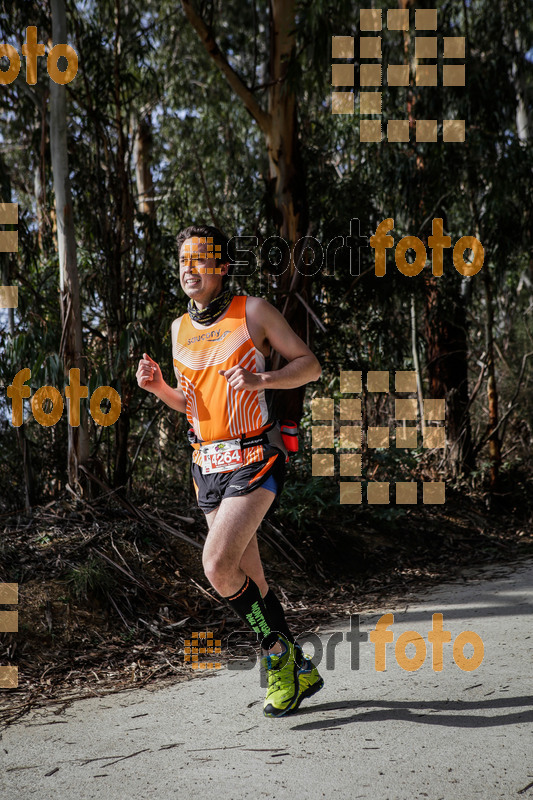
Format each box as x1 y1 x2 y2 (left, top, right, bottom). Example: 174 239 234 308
261 474 278 495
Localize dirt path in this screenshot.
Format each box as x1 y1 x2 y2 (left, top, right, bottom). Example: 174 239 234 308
2 559 532 800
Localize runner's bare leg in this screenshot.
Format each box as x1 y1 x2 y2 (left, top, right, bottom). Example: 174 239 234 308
205 507 268 596
238 533 268 597
202 489 282 653
202 488 274 596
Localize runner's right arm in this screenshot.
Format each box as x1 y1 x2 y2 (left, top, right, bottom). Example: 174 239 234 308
136 351 186 414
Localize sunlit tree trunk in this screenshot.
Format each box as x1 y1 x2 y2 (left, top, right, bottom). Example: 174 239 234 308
483 267 501 486
107 0 134 489
50 0 90 490
134 114 155 219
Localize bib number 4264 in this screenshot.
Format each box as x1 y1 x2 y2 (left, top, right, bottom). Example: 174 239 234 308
201 440 243 474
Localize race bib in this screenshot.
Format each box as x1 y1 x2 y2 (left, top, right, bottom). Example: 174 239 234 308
201 439 243 474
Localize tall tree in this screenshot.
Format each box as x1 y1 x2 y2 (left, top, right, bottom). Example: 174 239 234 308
49 0 89 489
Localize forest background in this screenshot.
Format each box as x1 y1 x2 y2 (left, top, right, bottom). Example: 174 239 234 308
0 0 532 716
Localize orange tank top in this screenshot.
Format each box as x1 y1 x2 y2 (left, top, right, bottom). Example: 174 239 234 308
172 296 271 453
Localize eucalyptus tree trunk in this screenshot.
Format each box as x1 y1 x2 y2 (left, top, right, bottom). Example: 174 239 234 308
107 0 134 489
509 27 533 286
483 267 501 487
50 0 89 490
0 153 34 510
403 0 474 476
424 277 474 477
265 0 307 247
180 0 307 252
410 296 425 427
134 114 155 219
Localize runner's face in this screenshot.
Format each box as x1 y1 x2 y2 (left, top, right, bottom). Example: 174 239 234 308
179 238 228 308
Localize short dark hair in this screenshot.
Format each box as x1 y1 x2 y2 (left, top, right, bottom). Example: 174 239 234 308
176 224 233 283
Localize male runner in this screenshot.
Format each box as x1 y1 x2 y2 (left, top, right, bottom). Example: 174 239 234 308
136 224 323 717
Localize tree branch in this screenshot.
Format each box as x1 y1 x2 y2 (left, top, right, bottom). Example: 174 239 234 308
471 350 533 461
180 0 271 134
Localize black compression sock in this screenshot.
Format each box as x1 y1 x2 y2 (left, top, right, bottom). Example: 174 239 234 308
263 588 294 643
224 576 279 649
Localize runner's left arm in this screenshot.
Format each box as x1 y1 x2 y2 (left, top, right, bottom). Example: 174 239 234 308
220 299 321 392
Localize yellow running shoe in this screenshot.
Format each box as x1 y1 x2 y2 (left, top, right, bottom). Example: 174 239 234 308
292 643 324 712
261 634 300 717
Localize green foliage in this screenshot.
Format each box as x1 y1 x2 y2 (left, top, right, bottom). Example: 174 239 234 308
119 627 138 643
0 0 532 510
63 557 116 603
367 505 407 529
277 474 338 529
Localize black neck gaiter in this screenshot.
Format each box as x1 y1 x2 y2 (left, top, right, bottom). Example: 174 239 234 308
187 287 234 326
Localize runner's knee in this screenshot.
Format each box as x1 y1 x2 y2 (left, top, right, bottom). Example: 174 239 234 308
202 552 237 589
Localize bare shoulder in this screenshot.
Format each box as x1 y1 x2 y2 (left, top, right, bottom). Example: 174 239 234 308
245 295 282 322
245 295 289 336
171 314 185 332
170 315 185 346
245 295 272 313
244 294 313 362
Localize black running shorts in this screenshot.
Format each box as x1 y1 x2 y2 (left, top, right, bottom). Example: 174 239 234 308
191 444 286 513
